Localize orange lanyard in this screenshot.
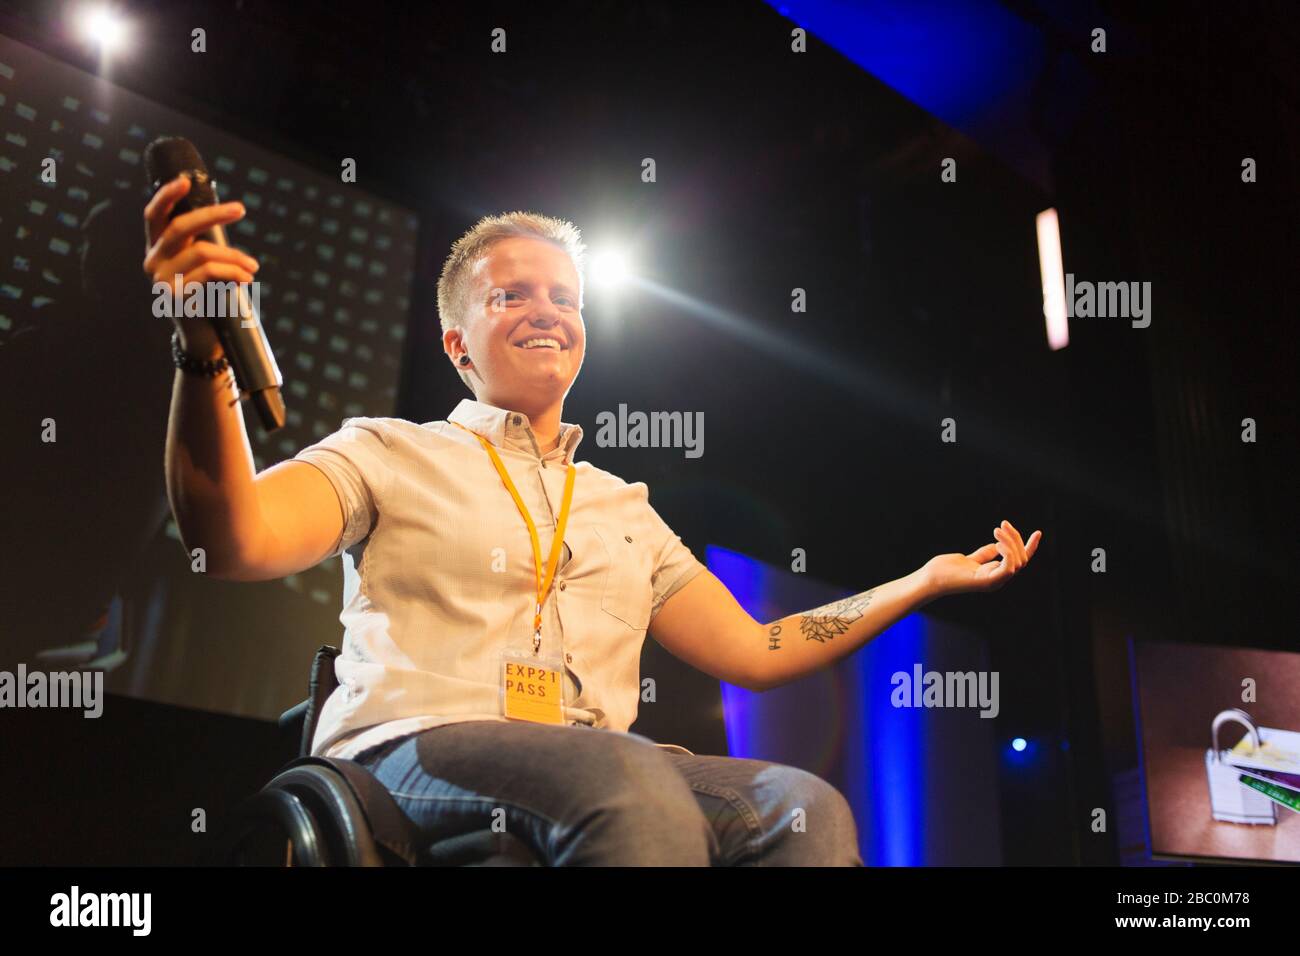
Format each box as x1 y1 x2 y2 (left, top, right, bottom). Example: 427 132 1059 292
452 421 575 655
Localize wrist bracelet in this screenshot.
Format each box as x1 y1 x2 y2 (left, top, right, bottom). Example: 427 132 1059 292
171 329 230 377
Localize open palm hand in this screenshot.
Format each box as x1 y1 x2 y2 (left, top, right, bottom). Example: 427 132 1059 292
923 520 1042 597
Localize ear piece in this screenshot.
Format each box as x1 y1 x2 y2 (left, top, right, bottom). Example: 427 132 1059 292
458 354 471 367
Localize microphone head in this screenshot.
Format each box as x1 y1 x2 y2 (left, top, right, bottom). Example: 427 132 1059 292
144 136 217 209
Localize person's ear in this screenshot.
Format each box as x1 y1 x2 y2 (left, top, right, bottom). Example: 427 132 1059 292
442 327 468 365
443 326 479 395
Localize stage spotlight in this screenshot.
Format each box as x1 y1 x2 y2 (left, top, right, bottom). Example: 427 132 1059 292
78 6 129 55
1011 737 1028 752
1036 208 1068 351
589 249 631 290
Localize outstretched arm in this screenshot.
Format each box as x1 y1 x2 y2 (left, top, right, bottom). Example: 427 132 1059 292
649 520 1042 692
146 174 344 580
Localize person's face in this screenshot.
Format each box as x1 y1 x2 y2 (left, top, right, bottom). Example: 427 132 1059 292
444 237 585 409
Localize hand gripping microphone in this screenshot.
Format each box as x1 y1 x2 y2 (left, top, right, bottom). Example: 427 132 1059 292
145 136 286 431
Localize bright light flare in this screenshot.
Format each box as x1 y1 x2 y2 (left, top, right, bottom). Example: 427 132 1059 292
79 7 129 54
589 249 631 290
1036 207 1068 351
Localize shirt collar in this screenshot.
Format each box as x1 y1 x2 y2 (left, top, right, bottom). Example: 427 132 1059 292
445 398 584 462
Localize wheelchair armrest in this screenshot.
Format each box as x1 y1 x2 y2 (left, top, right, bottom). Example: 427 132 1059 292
279 699 310 733
279 699 311 758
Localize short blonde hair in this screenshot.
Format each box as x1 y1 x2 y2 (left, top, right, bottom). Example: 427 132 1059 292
436 211 587 391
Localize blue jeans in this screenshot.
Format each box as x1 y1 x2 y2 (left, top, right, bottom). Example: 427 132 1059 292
353 719 862 866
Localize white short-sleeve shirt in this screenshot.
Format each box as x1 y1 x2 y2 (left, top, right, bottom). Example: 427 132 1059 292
292 398 706 760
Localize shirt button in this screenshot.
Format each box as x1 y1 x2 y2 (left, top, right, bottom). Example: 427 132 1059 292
559 582 566 591
566 653 573 663
512 415 522 426
624 535 633 543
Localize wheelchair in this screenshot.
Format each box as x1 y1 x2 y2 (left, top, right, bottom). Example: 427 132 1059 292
216 645 541 866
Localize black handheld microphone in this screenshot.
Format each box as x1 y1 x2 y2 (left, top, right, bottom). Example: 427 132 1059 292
145 136 286 431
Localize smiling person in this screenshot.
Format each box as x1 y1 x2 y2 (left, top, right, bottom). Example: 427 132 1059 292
148 184 1042 866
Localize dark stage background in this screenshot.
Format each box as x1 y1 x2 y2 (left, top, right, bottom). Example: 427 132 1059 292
0 31 418 718
0 1 1296 866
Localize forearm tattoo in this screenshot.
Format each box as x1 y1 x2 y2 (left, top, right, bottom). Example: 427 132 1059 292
798 589 877 644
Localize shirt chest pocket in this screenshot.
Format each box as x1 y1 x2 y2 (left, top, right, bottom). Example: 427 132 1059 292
591 524 654 631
